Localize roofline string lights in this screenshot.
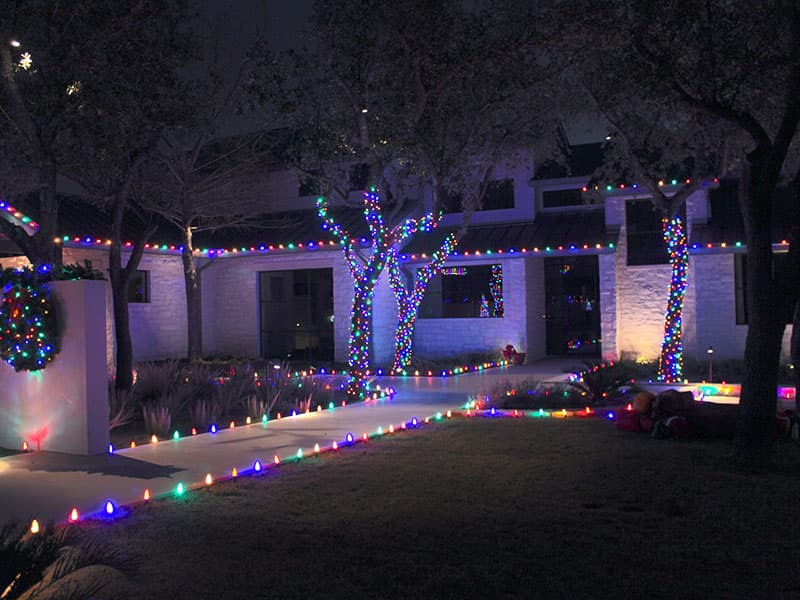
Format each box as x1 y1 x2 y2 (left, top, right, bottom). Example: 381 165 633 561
657 215 689 383
580 177 720 194
0 200 40 234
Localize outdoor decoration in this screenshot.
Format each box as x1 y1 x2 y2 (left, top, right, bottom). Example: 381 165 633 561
480 294 490 317
0 268 59 372
0 263 103 372
657 215 689 383
317 188 445 393
490 265 503 316
387 233 456 370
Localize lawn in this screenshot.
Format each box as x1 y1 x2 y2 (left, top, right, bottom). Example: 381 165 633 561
84 417 800 599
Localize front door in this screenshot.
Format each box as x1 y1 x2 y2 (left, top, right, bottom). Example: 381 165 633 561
544 255 601 356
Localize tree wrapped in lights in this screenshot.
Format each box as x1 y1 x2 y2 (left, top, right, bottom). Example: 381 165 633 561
387 233 456 370
318 190 426 395
0 269 59 372
657 216 689 382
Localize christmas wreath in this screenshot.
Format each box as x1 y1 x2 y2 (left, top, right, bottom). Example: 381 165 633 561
0 268 59 371
0 262 101 372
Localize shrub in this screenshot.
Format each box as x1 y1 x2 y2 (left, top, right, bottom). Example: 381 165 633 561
108 385 137 431
566 362 637 405
0 520 122 600
142 405 171 437
189 398 220 430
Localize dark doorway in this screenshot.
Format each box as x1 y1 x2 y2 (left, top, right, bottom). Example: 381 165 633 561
258 268 334 361
544 256 601 356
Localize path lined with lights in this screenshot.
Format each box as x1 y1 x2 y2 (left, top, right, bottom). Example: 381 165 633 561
0 359 606 532
0 363 571 527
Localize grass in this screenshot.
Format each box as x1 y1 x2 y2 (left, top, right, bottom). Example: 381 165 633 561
83 418 800 599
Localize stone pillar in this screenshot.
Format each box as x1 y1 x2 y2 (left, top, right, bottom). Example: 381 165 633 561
0 280 109 455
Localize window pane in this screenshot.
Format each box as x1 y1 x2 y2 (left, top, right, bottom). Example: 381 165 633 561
626 200 675 266
483 179 514 210
542 188 584 208
420 264 503 319
127 270 149 303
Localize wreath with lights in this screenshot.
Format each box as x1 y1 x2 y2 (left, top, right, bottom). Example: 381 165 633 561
0 269 59 371
0 262 102 372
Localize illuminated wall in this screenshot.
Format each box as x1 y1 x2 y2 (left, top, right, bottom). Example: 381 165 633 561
0 280 108 454
412 258 527 359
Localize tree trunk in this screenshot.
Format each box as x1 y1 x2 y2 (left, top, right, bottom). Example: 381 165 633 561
792 299 800 413
181 226 203 361
393 300 416 370
734 172 784 467
657 216 688 383
347 278 377 397
110 270 135 391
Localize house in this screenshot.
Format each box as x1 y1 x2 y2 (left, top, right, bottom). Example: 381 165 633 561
0 155 794 373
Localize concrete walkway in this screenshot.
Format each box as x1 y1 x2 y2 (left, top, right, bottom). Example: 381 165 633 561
0 360 579 526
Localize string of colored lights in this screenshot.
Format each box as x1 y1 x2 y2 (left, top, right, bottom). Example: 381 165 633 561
0 200 40 233
490 264 503 317
54 235 621 258
23 398 630 534
657 216 688 383
50 233 793 259
387 233 457 370
317 189 434 397
580 177 720 193
566 337 601 350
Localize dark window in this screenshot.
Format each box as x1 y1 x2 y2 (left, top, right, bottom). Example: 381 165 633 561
440 188 463 214
298 174 321 197
128 270 150 303
419 264 503 318
258 269 334 361
348 163 369 191
440 179 515 213
734 253 793 325
268 276 286 303
542 188 584 209
626 200 684 266
482 179 514 210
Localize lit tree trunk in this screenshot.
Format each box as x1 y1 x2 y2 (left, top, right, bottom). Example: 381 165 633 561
347 276 380 396
387 237 455 370
318 192 393 397
657 215 688 382
181 224 203 361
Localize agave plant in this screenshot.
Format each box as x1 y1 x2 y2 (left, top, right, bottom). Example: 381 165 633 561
566 362 636 406
107 384 137 432
0 521 126 599
141 404 171 437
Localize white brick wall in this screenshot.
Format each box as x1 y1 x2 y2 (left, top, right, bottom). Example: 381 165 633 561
598 253 618 360
525 257 546 361
610 198 672 361
413 258 526 360
201 250 345 359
